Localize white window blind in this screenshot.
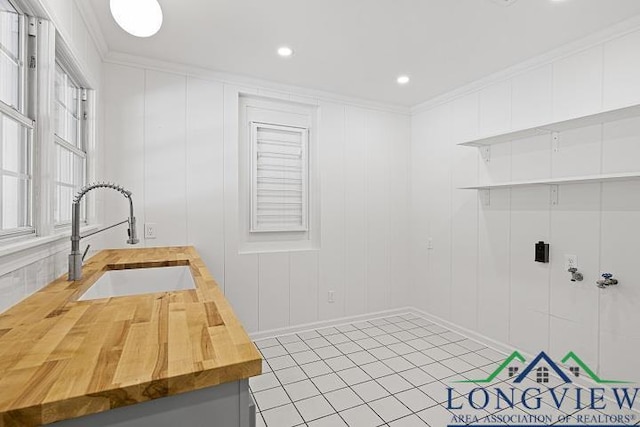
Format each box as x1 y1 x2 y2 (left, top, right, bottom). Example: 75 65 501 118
251 122 308 233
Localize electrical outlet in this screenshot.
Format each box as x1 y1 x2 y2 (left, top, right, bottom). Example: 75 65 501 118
427 238 434 250
328 291 335 303
564 255 578 270
144 223 157 239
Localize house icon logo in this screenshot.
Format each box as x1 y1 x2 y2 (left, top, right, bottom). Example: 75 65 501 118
456 350 630 385
446 350 638 425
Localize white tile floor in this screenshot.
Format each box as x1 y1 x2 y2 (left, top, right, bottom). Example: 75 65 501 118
251 313 640 426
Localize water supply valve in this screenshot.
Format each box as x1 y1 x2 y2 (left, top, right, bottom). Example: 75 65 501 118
596 273 618 289
568 267 583 282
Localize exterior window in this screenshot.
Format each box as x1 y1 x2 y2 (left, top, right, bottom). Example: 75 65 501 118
53 63 85 226
0 0 33 238
508 367 519 378
250 122 308 233
536 367 549 383
0 0 20 109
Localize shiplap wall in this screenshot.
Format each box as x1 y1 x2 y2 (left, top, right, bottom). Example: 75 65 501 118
411 28 640 383
100 62 411 333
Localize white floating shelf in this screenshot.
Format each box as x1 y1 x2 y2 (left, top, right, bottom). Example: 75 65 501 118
459 172 640 190
458 103 640 147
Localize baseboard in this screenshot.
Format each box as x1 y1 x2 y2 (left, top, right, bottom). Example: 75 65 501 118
250 305 538 362
407 307 517 357
249 307 414 341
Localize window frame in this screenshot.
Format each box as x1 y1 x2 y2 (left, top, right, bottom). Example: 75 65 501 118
237 95 319 254
52 59 87 228
0 0 35 239
249 121 309 234
0 9 96 247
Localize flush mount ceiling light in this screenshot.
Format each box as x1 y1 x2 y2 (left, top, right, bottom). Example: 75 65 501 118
110 0 163 38
277 46 294 57
397 75 410 85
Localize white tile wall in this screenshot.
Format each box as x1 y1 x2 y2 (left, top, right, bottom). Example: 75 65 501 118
410 28 640 383
0 248 68 314
100 64 412 334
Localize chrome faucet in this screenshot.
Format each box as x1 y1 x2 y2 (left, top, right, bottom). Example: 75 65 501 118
596 273 618 289
68 182 139 281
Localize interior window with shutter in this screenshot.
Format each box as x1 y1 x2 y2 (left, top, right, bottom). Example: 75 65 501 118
250 122 308 233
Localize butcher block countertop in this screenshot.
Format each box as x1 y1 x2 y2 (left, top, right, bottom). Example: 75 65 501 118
0 246 262 426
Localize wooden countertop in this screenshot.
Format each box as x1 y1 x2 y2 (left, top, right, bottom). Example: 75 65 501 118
0 246 262 426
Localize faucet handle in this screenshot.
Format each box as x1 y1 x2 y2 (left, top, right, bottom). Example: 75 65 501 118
82 245 91 261
597 272 618 288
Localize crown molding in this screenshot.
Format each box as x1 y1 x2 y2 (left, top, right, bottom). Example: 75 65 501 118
74 0 109 60
104 51 411 115
411 14 640 115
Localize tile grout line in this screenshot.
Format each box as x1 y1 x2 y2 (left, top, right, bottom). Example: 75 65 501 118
255 313 492 425
252 312 603 427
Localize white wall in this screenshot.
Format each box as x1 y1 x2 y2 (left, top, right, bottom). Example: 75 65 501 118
410 28 640 383
39 0 103 87
100 62 412 334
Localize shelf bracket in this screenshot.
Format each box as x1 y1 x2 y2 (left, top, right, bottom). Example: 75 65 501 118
480 146 491 163
552 132 560 153
550 185 559 206
480 189 491 206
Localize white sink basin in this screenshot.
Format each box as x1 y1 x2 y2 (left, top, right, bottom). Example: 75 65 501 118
78 265 196 301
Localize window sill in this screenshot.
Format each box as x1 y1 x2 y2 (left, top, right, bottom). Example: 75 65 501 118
0 224 101 277
238 242 319 255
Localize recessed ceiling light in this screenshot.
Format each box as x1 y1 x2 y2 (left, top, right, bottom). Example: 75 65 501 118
110 0 163 38
397 75 410 85
278 46 294 57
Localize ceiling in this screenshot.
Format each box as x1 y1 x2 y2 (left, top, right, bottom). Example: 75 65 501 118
87 0 640 107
